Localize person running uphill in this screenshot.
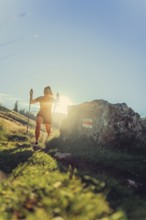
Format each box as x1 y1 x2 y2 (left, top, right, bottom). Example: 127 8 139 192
30 86 58 145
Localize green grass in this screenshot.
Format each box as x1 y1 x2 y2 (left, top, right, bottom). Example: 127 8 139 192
0 124 126 220
0 113 146 220
46 137 146 220
0 147 126 220
47 137 146 184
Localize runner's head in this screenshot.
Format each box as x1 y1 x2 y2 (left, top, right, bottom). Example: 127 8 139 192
44 86 52 96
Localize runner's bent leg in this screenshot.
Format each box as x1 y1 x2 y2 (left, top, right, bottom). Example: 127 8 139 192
35 116 43 142
45 123 51 137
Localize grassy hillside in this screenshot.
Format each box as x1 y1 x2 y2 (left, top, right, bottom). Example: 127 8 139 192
0 107 146 219
0 105 36 129
0 110 126 220
0 148 125 220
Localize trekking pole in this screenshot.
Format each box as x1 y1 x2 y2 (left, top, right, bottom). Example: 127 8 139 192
26 89 33 134
53 92 60 116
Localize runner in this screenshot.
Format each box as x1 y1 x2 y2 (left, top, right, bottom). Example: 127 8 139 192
30 86 58 146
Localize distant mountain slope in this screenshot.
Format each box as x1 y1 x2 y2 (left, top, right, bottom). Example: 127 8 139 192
0 105 36 132
0 105 66 133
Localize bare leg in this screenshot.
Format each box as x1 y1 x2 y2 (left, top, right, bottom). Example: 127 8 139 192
35 116 43 143
45 123 51 137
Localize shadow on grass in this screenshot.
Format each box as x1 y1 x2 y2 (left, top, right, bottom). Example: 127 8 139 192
45 137 146 220
45 137 146 188
0 147 33 174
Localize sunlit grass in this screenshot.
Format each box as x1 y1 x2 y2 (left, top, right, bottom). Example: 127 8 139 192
0 150 126 220
0 117 25 133
0 113 126 220
0 108 145 220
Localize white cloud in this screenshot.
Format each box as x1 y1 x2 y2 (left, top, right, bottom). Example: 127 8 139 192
0 93 10 97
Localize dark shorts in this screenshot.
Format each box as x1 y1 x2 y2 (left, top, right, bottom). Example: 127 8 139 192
37 111 52 124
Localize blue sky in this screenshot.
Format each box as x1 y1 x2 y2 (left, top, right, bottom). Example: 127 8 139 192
0 0 146 115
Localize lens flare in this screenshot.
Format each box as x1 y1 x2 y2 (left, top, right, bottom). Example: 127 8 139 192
53 96 74 114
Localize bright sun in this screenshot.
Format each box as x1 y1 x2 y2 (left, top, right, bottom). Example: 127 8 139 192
53 96 74 115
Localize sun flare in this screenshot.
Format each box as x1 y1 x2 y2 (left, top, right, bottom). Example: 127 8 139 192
53 96 74 115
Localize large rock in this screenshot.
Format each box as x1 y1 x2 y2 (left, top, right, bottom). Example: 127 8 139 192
60 100 146 147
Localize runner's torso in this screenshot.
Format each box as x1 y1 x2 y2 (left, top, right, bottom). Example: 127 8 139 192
39 96 53 113
37 96 54 123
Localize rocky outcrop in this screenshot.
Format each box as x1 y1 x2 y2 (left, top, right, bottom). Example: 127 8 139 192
60 100 146 147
